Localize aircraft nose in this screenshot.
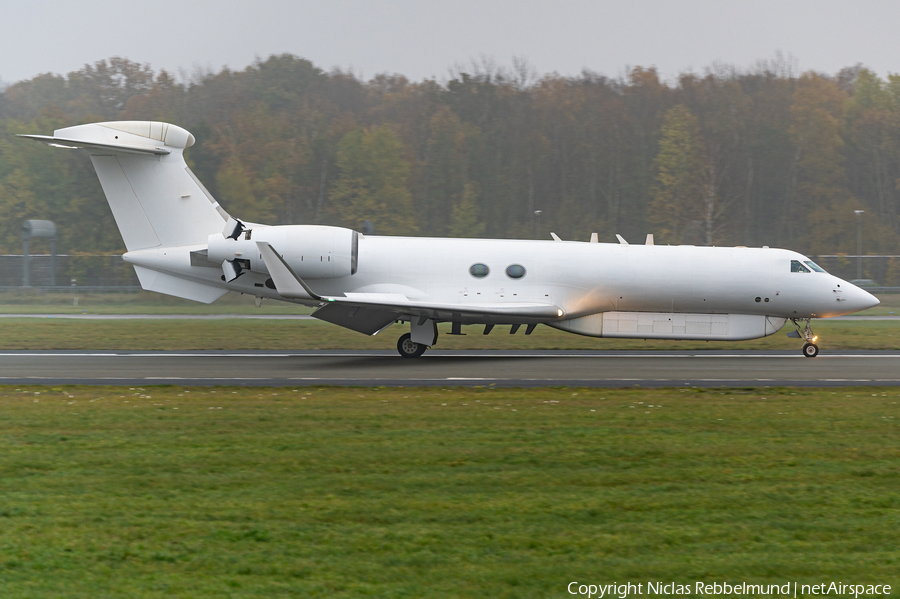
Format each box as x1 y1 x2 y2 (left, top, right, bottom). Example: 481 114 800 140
843 283 880 313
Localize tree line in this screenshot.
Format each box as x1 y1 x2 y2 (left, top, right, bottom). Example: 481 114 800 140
2 54 899 264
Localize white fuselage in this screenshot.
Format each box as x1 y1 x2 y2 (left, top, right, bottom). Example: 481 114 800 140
124 226 879 341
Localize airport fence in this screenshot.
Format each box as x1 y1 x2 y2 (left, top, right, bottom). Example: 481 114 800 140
1 254 139 292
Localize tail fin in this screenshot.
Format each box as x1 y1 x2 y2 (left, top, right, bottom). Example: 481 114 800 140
21 121 228 251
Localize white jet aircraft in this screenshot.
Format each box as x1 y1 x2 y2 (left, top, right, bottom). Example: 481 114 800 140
21 121 879 358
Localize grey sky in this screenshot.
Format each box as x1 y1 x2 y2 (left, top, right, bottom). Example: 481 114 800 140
2 0 899 86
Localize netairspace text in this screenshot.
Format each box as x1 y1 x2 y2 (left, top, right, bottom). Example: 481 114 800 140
567 582 892 598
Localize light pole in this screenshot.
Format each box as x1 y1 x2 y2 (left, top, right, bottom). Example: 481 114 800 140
533 210 542 240
854 210 865 280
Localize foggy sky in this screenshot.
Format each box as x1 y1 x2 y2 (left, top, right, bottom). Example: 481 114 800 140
2 0 899 86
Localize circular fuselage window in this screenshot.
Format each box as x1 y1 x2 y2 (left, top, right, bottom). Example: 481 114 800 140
469 263 490 278
506 264 526 279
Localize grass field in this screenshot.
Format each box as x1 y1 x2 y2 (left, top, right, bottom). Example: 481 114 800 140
0 290 314 315
0 386 897 598
0 317 899 351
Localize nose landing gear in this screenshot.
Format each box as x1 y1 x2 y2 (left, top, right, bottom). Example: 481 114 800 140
790 318 819 357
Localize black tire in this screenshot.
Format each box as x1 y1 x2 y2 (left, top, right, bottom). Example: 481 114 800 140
802 343 819 358
397 333 426 358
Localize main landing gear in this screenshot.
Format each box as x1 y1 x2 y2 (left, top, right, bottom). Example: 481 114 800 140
396 317 440 358
397 333 427 358
790 318 819 358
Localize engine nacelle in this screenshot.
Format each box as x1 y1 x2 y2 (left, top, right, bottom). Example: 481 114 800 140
208 225 358 279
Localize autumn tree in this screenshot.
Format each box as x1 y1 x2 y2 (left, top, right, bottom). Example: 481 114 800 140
215 158 274 223
844 69 900 246
449 182 485 238
330 126 418 235
6 52 900 272
678 73 748 244
787 73 853 253
649 105 708 244
420 106 469 234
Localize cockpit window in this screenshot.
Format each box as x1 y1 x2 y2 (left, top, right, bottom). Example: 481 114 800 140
804 261 826 273
791 260 811 273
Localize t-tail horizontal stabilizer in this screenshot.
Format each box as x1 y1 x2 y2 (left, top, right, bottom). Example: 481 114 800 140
17 134 172 155
20 121 229 252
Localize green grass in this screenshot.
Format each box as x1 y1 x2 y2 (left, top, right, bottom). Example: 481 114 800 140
0 386 897 597
856 291 900 315
0 318 899 350
0 290 314 315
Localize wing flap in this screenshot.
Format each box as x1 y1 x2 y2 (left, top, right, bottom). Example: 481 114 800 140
312 303 398 335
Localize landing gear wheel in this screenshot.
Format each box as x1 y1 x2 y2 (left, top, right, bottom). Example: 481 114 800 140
397 333 427 358
792 318 820 358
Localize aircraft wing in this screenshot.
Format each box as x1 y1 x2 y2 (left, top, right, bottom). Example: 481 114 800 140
256 241 562 334
18 134 171 155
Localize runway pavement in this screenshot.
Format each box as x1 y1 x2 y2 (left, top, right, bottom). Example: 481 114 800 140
0 314 896 320
0 313 317 319
3 349 900 387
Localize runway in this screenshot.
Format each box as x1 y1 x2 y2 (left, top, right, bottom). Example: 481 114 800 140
3 350 900 387
0 313 316 319
0 313 895 320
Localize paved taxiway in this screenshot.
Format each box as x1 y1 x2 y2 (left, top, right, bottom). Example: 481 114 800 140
3 350 900 387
